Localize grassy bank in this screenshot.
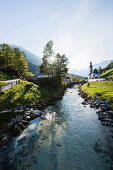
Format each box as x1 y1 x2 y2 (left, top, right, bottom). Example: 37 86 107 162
0 80 63 111
100 69 113 78
0 80 65 129
81 81 113 109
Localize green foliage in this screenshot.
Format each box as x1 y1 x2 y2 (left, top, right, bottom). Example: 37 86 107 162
97 67 103 74
0 44 28 77
0 81 8 88
100 69 113 78
39 41 68 83
87 82 90 87
72 76 85 82
0 80 40 110
81 81 113 108
43 40 54 58
61 80 68 88
13 48 28 76
53 53 68 81
67 75 73 82
25 72 34 77
0 71 13 81
39 40 54 75
0 80 59 111
0 43 15 70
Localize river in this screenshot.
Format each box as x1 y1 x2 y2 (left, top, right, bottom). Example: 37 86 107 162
0 85 113 170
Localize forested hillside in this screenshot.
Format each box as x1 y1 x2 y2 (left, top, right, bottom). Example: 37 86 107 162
0 44 28 77
27 61 38 75
100 69 113 78
100 61 113 78
101 61 113 73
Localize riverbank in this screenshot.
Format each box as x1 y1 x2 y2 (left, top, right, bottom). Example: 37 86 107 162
0 80 65 146
79 81 113 138
81 81 113 109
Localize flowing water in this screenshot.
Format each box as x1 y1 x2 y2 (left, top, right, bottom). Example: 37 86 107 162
0 85 113 170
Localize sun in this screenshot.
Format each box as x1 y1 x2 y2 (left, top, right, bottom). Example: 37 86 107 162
48 56 55 63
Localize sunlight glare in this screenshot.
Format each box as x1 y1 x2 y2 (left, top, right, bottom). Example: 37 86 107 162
48 56 55 63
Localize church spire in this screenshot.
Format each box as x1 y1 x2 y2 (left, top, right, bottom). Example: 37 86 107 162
90 62 93 74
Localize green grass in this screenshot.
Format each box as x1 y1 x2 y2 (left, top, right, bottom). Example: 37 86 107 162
0 80 55 111
81 81 113 108
100 69 113 78
0 80 64 129
0 71 13 81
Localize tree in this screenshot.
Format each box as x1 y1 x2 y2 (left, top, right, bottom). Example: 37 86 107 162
97 67 102 74
0 43 15 71
0 44 28 77
54 53 68 82
13 48 28 76
39 40 54 75
39 41 68 84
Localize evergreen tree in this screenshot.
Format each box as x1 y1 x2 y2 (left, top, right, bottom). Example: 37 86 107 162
0 43 15 70
13 48 28 76
39 40 54 75
39 41 68 83
54 53 68 82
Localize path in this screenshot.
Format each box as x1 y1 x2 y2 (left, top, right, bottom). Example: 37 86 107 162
0 79 20 91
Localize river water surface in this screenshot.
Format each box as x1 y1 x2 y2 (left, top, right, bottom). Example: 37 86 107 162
0 85 113 170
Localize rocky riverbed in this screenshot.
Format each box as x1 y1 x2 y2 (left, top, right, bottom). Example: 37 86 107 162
78 87 113 140
0 93 64 147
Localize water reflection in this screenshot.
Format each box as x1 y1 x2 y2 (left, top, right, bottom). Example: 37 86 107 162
8 108 67 169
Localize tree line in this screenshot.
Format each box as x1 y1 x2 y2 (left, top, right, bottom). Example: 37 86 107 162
0 41 69 82
0 43 28 77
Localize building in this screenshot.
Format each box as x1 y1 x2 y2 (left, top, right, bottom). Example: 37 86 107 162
88 62 100 79
36 74 54 78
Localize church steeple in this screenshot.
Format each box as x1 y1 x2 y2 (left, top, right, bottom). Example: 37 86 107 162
89 62 93 74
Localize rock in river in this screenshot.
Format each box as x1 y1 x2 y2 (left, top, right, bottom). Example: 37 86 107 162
94 142 101 153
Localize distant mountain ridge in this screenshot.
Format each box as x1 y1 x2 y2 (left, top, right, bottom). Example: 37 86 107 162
11 45 42 75
70 60 113 77
11 45 42 65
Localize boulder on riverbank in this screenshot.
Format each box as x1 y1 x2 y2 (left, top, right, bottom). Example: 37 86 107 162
0 133 12 146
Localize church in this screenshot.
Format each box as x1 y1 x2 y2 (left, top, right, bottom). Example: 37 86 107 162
88 62 100 79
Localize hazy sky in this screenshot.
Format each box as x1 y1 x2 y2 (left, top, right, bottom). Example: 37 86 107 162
0 0 113 70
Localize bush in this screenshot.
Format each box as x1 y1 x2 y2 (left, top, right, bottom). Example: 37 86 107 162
87 82 90 87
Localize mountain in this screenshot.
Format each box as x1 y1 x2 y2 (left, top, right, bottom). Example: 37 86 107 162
11 45 42 65
27 61 38 75
70 60 113 77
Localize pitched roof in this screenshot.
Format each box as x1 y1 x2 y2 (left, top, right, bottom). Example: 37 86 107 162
93 69 99 74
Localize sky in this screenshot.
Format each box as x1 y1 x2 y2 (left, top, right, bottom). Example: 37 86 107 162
0 0 113 70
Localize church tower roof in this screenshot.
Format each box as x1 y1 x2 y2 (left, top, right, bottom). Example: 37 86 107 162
93 69 99 74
